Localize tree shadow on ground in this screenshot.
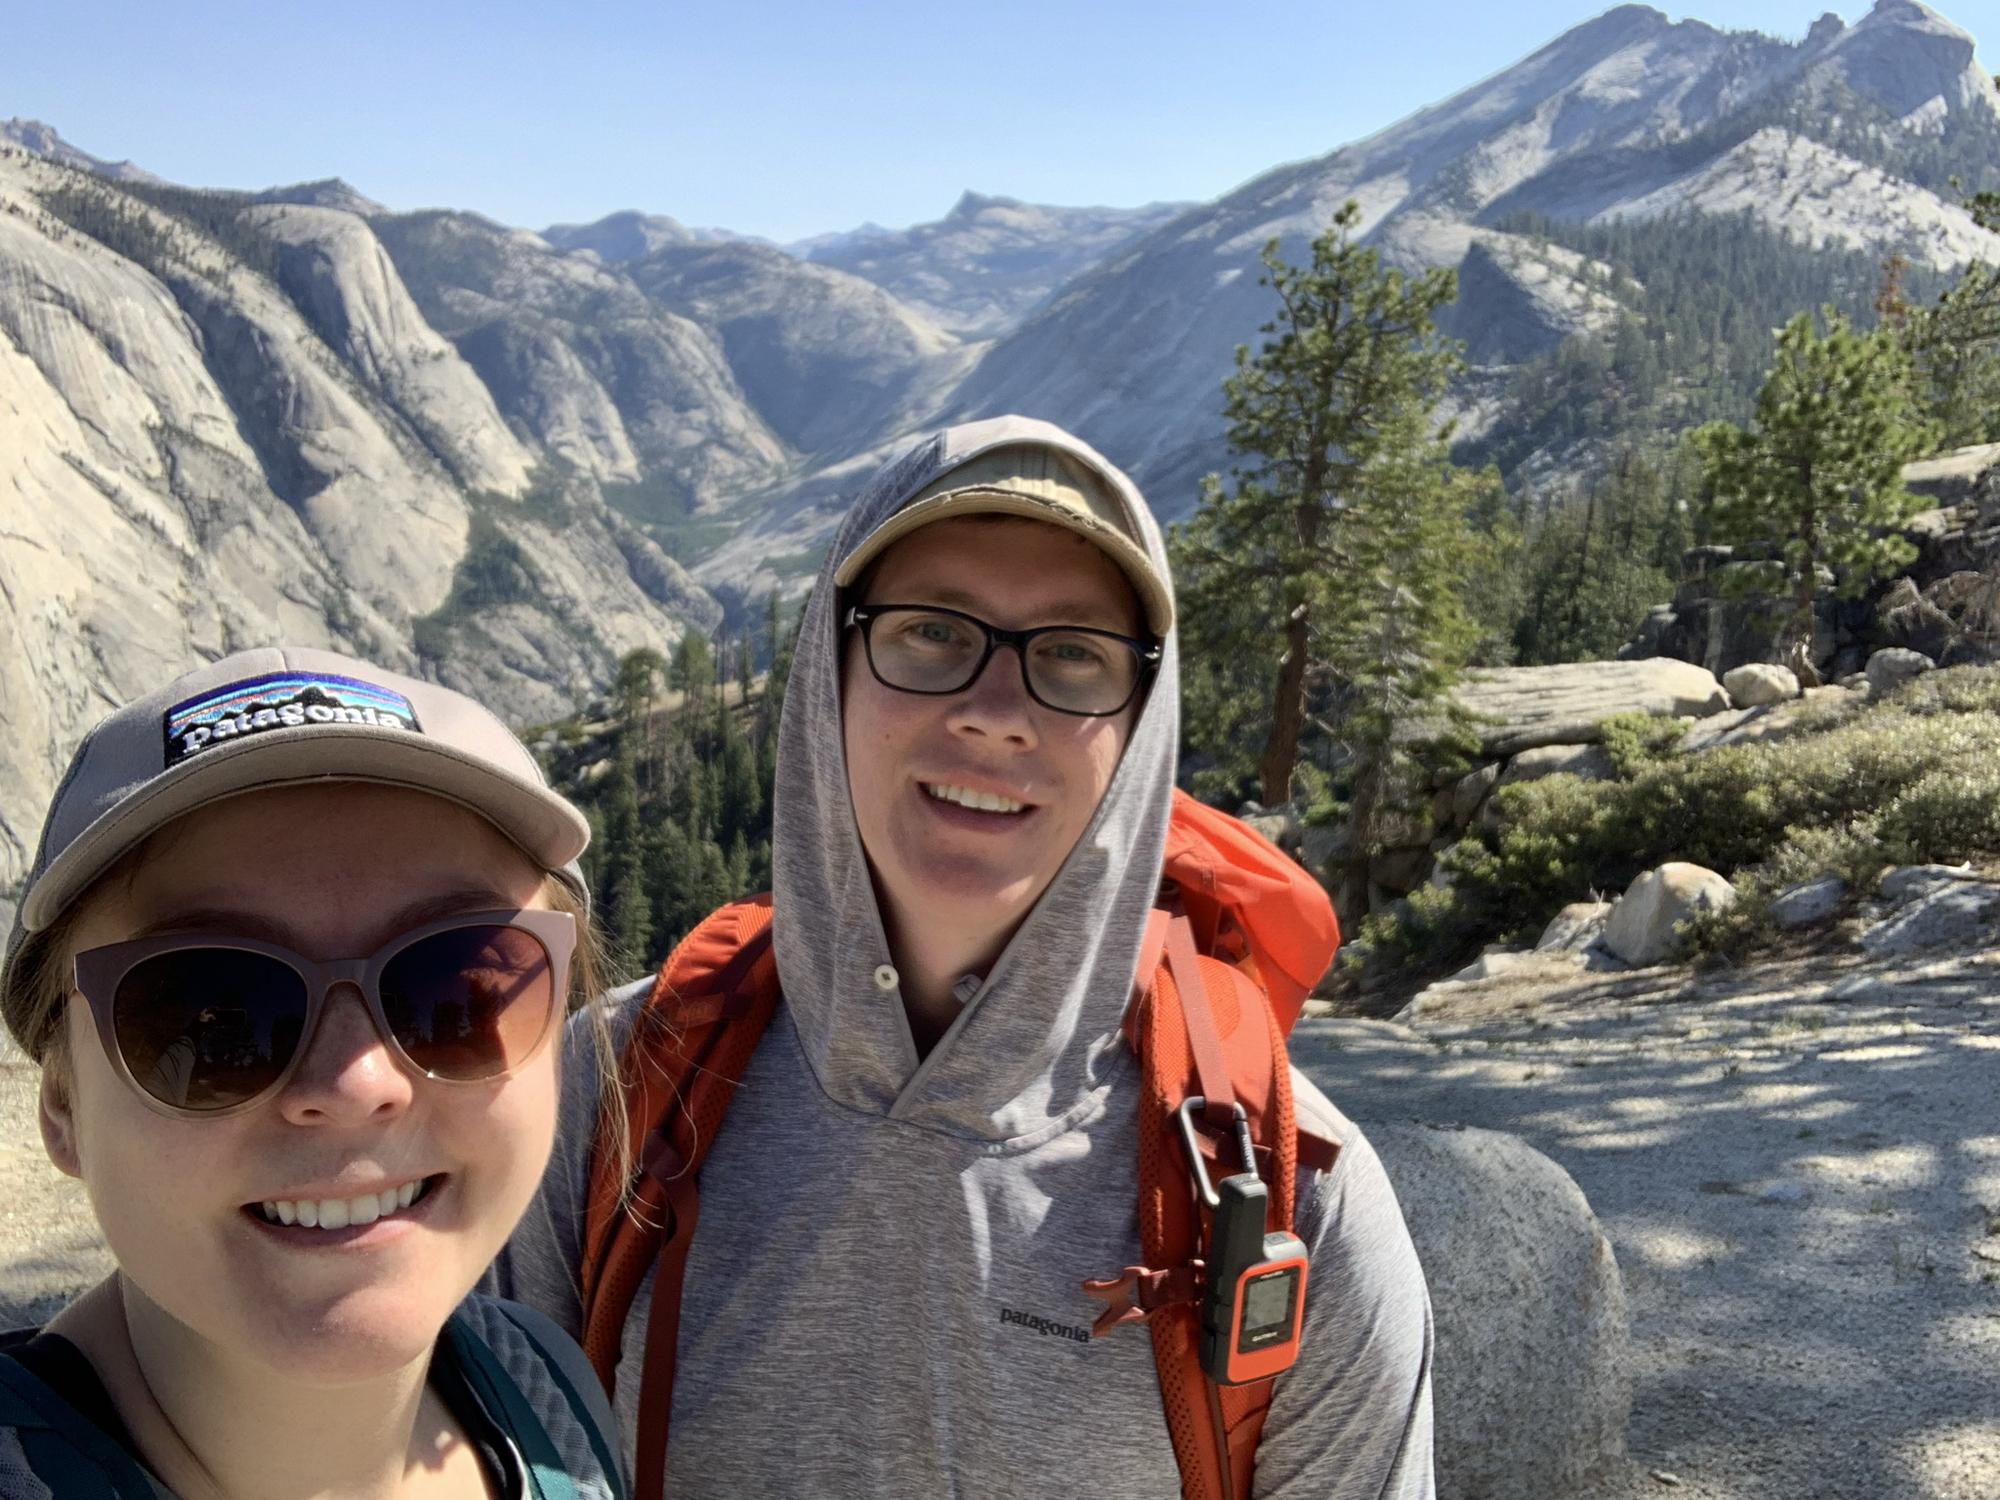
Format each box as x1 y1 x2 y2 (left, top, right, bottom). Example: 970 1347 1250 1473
1293 948 2000 1500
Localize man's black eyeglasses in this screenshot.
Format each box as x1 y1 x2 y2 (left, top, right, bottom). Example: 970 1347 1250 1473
844 604 1161 718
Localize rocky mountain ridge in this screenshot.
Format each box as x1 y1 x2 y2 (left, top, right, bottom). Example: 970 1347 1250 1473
795 191 1193 336
677 0 2000 608
6 0 2000 896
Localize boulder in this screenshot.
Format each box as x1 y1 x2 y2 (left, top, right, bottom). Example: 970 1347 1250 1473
1722 663 1799 708
1370 846 1432 895
1875 576 1954 661
1444 947 1541 984
1866 647 1935 696
1496 743 1617 788
1768 875 1845 929
1367 1124 1630 1500
1451 763 1501 826
1642 590 1837 680
1453 660 1730 755
1859 881 2000 956
1602 863 1736 966
1880 864 1974 906
1242 803 1303 857
1300 820 1349 878
1537 901 1613 953
1901 440 2000 505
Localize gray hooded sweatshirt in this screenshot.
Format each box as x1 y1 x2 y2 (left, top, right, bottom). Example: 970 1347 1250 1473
491 416 1435 1498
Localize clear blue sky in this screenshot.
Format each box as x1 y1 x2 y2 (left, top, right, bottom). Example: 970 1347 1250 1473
5 1 1995 242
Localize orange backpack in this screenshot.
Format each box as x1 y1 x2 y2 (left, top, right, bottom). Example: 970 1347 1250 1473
578 789 1341 1500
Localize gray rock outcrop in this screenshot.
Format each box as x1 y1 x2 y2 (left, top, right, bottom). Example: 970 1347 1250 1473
1866 646 1936 695
1496 742 1616 787
1538 902 1614 953
1859 880 2000 955
1368 1123 1630 1500
1880 863 1976 905
1769 875 1846 929
1455 660 1731 755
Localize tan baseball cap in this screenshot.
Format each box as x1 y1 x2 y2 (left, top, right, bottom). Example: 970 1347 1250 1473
832 442 1174 635
3 646 589 991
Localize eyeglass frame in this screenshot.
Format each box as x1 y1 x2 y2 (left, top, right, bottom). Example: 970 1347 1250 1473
69 908 577 1120
843 603 1163 718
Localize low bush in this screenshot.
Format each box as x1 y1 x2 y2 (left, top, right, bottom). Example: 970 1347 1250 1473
1877 762 2000 863
1358 666 2000 990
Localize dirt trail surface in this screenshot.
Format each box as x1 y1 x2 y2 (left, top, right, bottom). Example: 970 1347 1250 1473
3 949 1997 1497
1296 948 2000 1500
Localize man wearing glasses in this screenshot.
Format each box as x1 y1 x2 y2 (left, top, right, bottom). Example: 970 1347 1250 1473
497 416 1434 1498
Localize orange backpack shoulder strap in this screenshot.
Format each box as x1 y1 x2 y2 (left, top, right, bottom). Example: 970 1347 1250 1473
578 895 781 1500
1103 909 1297 1500
1085 796 1345 1500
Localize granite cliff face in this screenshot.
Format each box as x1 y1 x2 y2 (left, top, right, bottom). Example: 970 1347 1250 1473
0 147 720 887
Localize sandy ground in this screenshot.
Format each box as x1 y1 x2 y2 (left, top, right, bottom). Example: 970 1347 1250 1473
1296 947 2000 1500
0 1047 112 1327
4 945 1997 1498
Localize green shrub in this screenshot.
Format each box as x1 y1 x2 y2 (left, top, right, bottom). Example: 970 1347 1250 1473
1358 666 2000 991
1877 763 2000 863
1886 664 2000 717
1599 711 1686 776
1757 818 1885 894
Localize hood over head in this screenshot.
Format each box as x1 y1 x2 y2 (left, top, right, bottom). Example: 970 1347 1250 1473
771 415 1179 1143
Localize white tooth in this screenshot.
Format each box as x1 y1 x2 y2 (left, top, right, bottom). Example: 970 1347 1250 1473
319 1198 349 1230
349 1194 380 1227
297 1200 319 1228
261 1201 276 1219
398 1181 417 1208
277 1201 296 1226
378 1189 400 1218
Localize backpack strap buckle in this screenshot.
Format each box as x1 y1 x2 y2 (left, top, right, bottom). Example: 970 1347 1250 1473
1081 1262 1203 1336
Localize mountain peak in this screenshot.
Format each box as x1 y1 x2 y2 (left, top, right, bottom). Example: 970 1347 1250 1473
249 178 387 215
542 210 697 261
947 191 1020 220
1810 0 1988 119
0 116 158 183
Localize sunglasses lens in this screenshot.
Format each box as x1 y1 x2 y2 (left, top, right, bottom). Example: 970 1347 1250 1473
112 949 308 1111
380 925 556 1081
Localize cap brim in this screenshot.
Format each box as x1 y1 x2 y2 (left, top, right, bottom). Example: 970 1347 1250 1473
20 726 590 933
833 489 1174 635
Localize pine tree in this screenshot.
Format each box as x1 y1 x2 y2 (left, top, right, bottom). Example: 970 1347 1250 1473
1171 200 1465 808
672 631 713 703
1693 309 1937 682
599 753 654 967
1510 449 1678 665
1319 398 1482 914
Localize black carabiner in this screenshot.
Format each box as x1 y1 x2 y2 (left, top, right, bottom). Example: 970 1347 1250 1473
1175 1096 1258 1210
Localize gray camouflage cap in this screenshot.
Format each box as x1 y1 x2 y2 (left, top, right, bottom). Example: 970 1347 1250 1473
2 646 589 1004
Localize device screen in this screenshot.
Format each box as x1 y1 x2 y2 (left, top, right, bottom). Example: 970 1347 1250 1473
1237 1268 1299 1349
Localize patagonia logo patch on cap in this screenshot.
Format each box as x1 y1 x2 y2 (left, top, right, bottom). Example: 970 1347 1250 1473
163 672 422 766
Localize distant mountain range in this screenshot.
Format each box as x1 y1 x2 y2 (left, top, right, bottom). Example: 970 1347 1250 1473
4 0 2000 892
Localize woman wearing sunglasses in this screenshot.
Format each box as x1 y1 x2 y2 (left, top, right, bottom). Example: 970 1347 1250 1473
0 648 625 1499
